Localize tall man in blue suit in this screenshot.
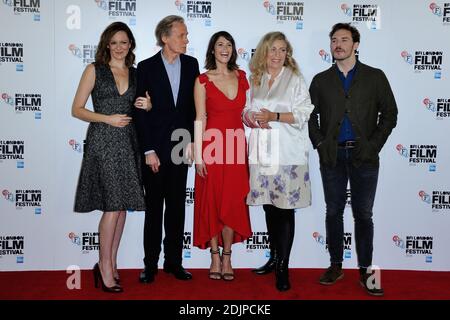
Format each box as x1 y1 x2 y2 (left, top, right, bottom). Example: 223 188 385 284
134 15 199 283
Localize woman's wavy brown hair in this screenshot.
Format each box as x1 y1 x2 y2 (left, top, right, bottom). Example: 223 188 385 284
95 22 136 67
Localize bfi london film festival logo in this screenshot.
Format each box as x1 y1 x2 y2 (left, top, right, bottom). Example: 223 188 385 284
175 0 212 26
340 3 381 29
68 44 97 66
0 140 25 169
396 144 437 172
246 231 270 258
393 235 433 263
0 235 25 264
94 0 137 25
419 190 450 213
313 232 353 259
69 232 99 253
2 0 41 21
2 189 42 214
0 42 24 71
1 92 42 119
183 232 192 259
401 50 443 79
422 97 450 119
68 139 83 153
429 2 450 25
263 1 305 30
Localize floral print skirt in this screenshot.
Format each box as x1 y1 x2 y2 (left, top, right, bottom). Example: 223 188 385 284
247 164 311 209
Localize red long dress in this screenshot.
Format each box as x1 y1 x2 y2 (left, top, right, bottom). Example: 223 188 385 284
193 70 252 249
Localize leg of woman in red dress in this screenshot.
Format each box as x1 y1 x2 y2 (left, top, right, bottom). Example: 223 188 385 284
221 226 235 281
209 236 222 280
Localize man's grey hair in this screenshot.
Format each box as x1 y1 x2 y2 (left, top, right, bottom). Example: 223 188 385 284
155 15 185 47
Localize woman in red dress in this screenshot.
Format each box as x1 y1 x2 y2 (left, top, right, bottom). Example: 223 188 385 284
193 31 252 281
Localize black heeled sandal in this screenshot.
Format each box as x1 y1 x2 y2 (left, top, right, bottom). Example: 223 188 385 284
221 250 234 281
209 248 222 280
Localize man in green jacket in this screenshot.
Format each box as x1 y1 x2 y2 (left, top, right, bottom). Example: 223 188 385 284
308 23 398 296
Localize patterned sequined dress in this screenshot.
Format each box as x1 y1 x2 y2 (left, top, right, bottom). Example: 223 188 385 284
74 64 145 212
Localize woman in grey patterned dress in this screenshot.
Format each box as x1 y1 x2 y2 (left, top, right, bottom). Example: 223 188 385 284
72 22 150 292
242 32 314 291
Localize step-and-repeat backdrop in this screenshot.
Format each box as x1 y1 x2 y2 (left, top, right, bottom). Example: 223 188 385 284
1 0 449 272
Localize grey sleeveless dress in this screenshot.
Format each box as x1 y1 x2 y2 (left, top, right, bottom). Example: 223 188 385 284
74 64 146 212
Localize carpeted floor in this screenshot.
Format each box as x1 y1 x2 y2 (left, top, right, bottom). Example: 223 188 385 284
1 268 449 300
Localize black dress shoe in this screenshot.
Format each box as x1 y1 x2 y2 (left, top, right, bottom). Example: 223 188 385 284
252 255 277 275
163 265 192 280
139 267 157 284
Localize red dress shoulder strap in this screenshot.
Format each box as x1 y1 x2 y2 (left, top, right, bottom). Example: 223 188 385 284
198 73 209 84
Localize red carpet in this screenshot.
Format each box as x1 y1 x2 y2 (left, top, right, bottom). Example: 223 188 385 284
1 269 449 300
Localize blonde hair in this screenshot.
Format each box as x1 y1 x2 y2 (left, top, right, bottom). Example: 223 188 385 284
249 32 299 87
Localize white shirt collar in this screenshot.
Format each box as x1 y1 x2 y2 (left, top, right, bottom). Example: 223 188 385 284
264 66 285 80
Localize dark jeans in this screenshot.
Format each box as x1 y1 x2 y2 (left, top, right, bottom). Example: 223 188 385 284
320 148 379 268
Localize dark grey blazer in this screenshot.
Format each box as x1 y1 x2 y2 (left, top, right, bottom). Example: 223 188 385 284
308 61 398 167
134 51 199 163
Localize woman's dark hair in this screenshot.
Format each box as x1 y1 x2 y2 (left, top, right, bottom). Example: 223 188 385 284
95 22 136 67
205 31 239 71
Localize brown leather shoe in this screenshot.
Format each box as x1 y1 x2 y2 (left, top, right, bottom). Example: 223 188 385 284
319 264 344 285
360 273 384 296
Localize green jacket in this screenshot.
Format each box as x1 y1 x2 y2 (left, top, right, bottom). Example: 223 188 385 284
308 61 398 167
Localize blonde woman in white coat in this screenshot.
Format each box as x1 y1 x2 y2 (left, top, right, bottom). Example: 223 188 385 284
242 31 314 291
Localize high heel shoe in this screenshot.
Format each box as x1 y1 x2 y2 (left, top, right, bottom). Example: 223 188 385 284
209 248 222 280
93 263 123 293
221 250 234 281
